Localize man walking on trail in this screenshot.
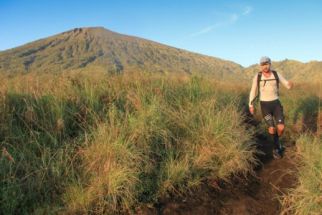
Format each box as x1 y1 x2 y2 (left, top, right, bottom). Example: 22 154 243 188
249 56 293 159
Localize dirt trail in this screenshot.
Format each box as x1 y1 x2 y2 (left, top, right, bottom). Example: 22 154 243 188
220 136 298 215
139 135 299 215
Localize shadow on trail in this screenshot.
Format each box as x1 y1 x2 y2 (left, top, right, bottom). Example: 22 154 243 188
241 99 276 166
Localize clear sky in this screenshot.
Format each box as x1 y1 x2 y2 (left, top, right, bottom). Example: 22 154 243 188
1 0 322 66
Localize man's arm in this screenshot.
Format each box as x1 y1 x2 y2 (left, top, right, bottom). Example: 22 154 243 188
278 72 293 89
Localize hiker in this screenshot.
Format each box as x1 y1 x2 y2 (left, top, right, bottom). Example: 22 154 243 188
249 56 293 159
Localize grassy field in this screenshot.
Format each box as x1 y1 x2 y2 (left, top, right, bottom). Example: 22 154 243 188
0 71 320 214
0 71 257 214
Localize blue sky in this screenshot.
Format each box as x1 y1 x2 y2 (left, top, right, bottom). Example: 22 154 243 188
1 0 322 66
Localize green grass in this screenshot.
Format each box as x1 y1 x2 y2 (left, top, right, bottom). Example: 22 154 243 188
281 134 322 215
0 71 257 214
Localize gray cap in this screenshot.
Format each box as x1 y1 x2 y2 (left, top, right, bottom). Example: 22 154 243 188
259 56 271 65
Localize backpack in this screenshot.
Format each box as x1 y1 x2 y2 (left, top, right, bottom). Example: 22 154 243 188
251 70 279 105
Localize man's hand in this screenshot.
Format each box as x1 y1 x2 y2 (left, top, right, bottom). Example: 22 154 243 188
249 106 255 115
288 81 294 89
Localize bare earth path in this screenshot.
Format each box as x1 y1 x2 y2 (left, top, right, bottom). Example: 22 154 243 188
220 137 298 215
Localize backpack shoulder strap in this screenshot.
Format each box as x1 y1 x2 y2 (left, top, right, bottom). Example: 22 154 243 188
271 70 280 90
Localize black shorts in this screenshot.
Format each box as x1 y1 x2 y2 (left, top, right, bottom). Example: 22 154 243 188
260 99 284 127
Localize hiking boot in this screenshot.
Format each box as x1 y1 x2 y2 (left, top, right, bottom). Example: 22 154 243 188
273 149 283 159
279 146 285 154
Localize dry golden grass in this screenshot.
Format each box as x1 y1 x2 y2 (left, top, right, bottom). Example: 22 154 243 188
6 70 321 213
281 134 322 215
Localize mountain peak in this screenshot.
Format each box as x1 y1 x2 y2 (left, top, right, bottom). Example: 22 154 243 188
62 27 114 35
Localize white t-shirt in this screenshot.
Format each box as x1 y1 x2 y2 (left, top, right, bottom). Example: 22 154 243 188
249 71 291 107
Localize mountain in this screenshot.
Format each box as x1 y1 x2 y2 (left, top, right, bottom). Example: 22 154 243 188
244 59 322 82
1 27 320 82
0 27 243 78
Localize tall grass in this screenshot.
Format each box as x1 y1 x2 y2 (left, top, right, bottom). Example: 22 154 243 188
0 71 256 214
281 134 322 215
279 82 321 140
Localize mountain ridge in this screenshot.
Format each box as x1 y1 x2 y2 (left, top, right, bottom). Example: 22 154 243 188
244 59 322 81
0 27 321 82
